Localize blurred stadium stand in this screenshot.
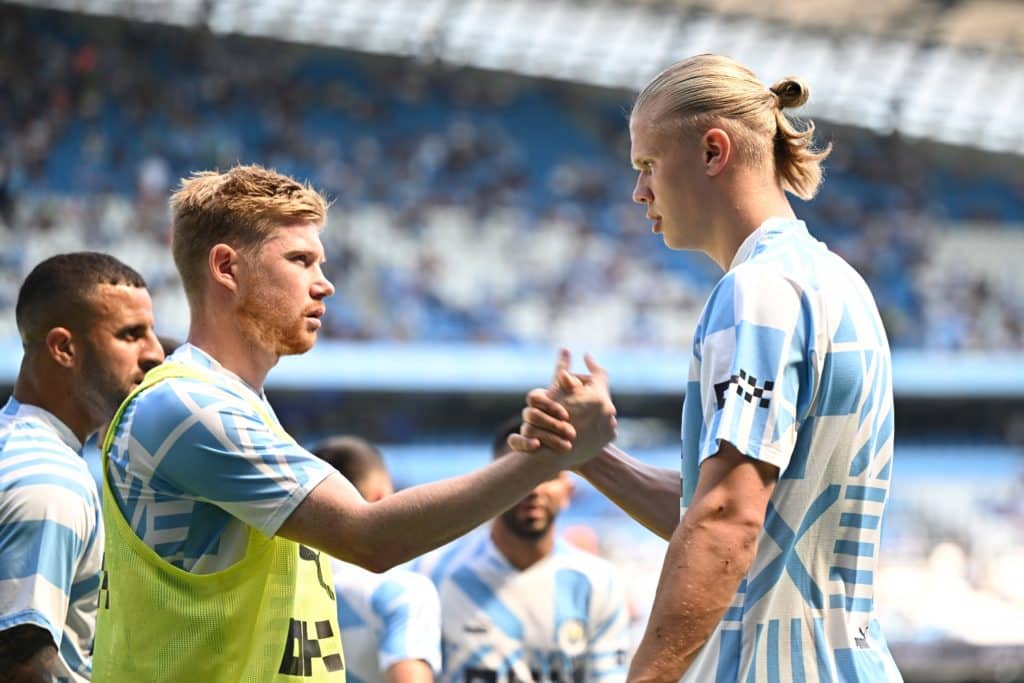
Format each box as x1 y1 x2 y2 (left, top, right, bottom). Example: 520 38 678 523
2 1 1023 680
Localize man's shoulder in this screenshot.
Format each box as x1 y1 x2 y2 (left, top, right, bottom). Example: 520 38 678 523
127 371 260 428
0 419 95 500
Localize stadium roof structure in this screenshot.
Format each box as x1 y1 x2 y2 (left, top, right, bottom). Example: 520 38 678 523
7 0 1024 154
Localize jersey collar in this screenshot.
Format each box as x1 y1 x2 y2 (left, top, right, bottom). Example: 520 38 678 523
729 217 807 271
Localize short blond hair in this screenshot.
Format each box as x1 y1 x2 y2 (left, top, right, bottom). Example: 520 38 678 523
170 164 327 304
633 54 831 200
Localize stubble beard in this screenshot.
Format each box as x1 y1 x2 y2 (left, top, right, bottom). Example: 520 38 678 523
235 284 314 358
77 344 134 432
498 506 555 541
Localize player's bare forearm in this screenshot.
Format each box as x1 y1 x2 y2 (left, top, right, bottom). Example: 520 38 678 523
386 659 434 683
628 443 776 682
628 506 759 681
0 625 58 683
282 442 604 572
575 444 681 540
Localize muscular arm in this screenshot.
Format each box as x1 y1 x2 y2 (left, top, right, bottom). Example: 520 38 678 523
282 352 616 572
0 625 57 683
281 450 565 572
628 442 776 682
386 659 434 683
574 444 681 541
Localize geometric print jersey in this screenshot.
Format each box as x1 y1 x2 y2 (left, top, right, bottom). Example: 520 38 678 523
105 343 334 574
679 218 904 682
332 558 443 683
416 532 630 683
0 398 102 683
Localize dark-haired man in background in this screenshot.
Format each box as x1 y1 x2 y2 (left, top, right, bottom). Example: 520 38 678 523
417 418 629 683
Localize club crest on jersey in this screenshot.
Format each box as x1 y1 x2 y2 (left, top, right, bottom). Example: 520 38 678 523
556 619 587 657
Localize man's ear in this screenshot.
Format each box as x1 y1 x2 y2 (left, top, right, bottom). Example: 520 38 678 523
702 127 732 177
45 327 76 369
209 243 241 293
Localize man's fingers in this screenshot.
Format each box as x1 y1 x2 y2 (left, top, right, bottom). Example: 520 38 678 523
551 348 571 385
507 433 541 452
583 353 608 384
522 423 572 453
525 389 570 421
521 406 576 441
556 369 582 394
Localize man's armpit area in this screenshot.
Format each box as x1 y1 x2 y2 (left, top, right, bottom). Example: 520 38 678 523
0 623 56 671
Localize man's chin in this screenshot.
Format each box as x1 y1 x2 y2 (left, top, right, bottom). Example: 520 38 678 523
278 333 318 356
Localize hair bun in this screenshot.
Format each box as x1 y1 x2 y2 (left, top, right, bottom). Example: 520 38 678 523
770 77 809 110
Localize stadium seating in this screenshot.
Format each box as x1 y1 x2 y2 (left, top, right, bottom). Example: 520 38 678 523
1 5 1022 353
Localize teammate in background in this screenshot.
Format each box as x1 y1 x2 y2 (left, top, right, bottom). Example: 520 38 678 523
514 55 903 681
0 253 162 681
417 418 629 683
312 436 441 683
93 164 615 681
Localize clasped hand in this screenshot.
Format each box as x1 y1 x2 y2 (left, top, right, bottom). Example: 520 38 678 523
508 349 617 469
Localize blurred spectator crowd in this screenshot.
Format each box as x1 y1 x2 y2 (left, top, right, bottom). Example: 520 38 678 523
2 6 1023 349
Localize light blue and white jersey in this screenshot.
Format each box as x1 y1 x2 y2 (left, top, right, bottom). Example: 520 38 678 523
0 398 102 682
680 218 902 682
332 559 442 683
417 532 629 683
105 343 334 573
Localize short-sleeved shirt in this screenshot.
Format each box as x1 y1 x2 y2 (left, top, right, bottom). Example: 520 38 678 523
680 218 903 681
332 559 442 683
417 532 629 683
0 398 102 682
105 343 334 573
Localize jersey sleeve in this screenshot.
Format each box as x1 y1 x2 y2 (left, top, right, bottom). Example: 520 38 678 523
127 379 334 537
0 459 97 645
585 567 629 682
373 571 443 674
695 265 813 473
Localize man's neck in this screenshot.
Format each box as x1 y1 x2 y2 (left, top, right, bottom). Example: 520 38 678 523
490 522 555 571
12 359 90 444
705 176 796 271
187 313 277 391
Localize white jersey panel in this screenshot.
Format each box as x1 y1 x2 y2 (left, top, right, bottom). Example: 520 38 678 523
418 532 629 683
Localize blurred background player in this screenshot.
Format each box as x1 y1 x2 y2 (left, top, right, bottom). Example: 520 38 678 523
313 435 442 683
0 253 162 681
417 417 629 683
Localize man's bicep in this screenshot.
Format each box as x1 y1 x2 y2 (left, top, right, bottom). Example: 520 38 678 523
275 471 368 561
691 441 778 523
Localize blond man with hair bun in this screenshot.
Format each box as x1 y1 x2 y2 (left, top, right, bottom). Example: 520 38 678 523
92 164 617 681
515 55 903 681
